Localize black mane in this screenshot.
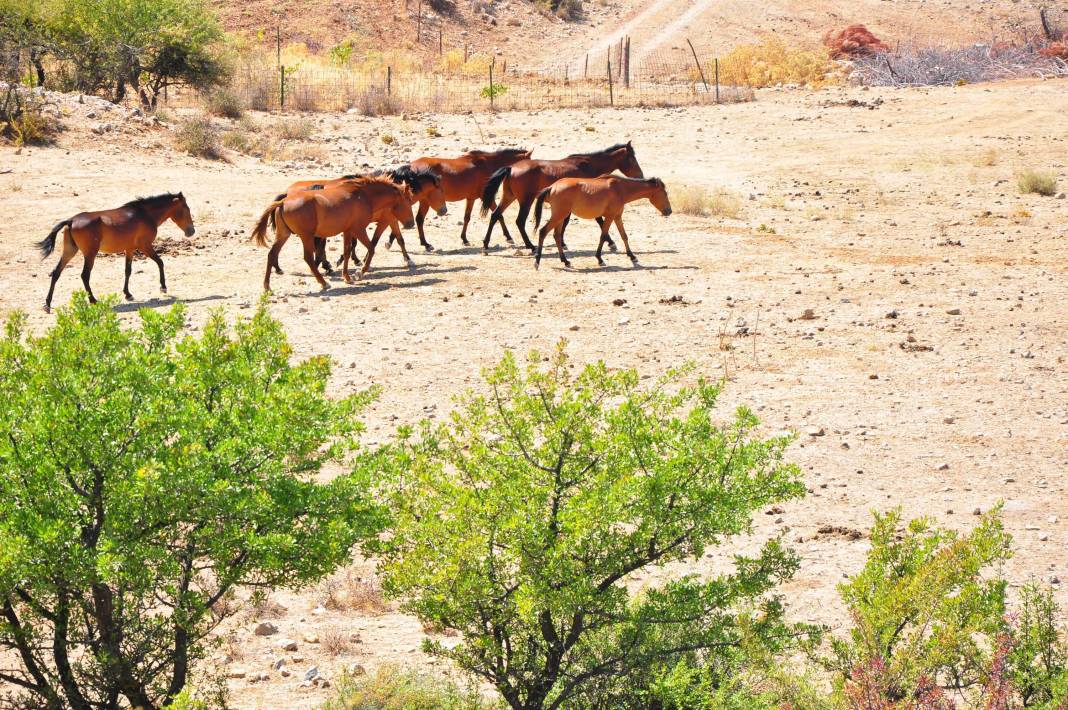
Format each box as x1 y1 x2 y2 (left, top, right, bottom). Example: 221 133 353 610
378 165 440 191
566 143 632 159
122 192 182 208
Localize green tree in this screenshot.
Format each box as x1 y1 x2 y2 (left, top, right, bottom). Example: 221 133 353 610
827 508 1013 702
1008 582 1068 708
0 295 379 710
363 343 806 710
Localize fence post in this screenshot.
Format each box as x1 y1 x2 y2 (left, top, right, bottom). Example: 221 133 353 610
607 55 613 106
387 66 392 95
624 36 630 89
279 64 285 109
686 38 709 93
439 27 443 55
417 0 423 41
584 53 588 79
275 26 281 68
714 57 720 103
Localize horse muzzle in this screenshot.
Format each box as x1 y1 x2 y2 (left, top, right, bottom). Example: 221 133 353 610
184 226 196 236
437 206 448 217
662 208 672 217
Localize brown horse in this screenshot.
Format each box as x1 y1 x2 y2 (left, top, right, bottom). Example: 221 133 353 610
480 142 644 253
251 177 416 291
409 148 531 249
531 175 672 269
267 166 445 274
38 192 195 312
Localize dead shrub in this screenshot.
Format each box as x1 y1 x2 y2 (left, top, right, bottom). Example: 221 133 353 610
1 88 59 146
823 24 890 59
672 185 743 219
320 626 354 656
275 117 314 140
1016 169 1058 196
719 37 840 88
174 116 221 159
244 594 288 620
318 570 391 615
205 89 244 118
355 87 400 116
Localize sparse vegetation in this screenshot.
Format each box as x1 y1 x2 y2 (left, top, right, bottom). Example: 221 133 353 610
673 184 743 218
175 115 222 159
719 37 841 88
320 626 354 657
318 569 391 614
323 665 496 710
206 88 244 118
276 116 314 140
1017 168 1058 196
380 132 396 145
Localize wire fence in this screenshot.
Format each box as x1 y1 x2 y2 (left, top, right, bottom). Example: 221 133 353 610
162 41 752 114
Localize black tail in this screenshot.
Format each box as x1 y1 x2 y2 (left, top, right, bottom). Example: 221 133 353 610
480 167 510 217
532 187 552 232
38 219 71 259
268 193 286 230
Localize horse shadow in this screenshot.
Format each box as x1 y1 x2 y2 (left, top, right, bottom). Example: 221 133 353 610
112 294 228 313
310 277 448 298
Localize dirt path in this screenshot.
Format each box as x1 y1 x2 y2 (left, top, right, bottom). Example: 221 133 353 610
1 79 1066 708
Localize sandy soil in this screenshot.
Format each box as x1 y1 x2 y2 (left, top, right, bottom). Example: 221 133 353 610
1 78 1066 707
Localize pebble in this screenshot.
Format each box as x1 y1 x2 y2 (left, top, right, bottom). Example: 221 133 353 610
946 308 961 316
277 638 298 651
805 426 825 437
254 622 278 636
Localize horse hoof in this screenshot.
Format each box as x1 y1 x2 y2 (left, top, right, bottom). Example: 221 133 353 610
481 248 489 256
160 287 167 294
424 245 434 252
597 260 606 267
563 261 572 269
320 283 331 291
534 262 541 271
43 305 51 314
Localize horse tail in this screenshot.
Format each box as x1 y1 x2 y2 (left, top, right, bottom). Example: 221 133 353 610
532 187 552 232
268 193 286 231
251 200 284 247
480 167 510 217
38 219 71 259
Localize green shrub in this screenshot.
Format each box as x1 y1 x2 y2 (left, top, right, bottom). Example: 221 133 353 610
323 665 497 710
1008 582 1068 707
0 295 379 709
361 342 806 710
1017 169 1058 196
206 88 244 118
175 115 221 158
0 87 58 145
480 82 509 100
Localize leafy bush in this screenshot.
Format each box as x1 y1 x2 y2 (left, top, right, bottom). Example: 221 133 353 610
0 87 58 145
362 343 806 710
206 88 244 118
0 295 379 710
480 81 509 100
719 37 840 89
1007 582 1068 707
323 665 497 710
175 115 221 158
1017 169 1059 197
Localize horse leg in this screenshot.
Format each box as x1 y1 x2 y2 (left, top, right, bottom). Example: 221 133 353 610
315 237 334 274
482 195 515 253
357 228 376 276
301 236 329 290
264 228 291 292
494 200 515 244
341 233 355 284
123 250 134 300
596 216 617 251
595 216 613 266
514 200 536 252
535 212 565 270
613 216 638 265
552 221 571 269
388 222 413 268
144 244 167 293
561 215 571 251
80 246 99 304
415 202 433 251
43 231 79 313
335 238 362 269
459 199 474 246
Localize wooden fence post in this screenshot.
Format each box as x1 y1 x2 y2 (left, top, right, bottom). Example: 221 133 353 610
387 66 392 95
439 27 443 55
279 64 285 108
489 56 495 110
417 0 423 41
624 36 630 88
686 38 709 93
714 57 720 103
584 53 589 79
607 54 613 106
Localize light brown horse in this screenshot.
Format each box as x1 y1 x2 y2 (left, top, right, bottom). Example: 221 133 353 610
251 177 416 291
531 175 672 269
480 142 644 253
409 148 531 249
38 192 195 312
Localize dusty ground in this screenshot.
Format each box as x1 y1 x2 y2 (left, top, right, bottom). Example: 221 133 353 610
2 78 1067 707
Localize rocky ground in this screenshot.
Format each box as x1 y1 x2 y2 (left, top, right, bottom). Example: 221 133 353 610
1 78 1066 708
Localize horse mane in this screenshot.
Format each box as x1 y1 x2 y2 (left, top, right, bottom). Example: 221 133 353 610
377 165 440 191
467 147 529 159
566 143 632 159
607 175 663 186
122 192 182 208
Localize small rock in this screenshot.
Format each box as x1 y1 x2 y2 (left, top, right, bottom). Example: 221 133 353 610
946 308 962 316
943 417 956 424
805 426 825 437
312 604 327 615
280 669 291 678
1055 192 1066 199
348 664 367 676
617 317 630 325
277 638 298 652
304 666 320 682
973 507 981 515
937 463 950 470
272 659 286 670
303 633 320 644
227 670 246 679
254 622 278 636
1049 516 1059 525
1039 533 1049 541
799 308 817 320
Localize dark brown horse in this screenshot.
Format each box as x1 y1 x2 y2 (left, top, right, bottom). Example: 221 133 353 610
38 192 195 312
409 148 531 249
480 142 644 253
252 177 416 291
532 175 672 269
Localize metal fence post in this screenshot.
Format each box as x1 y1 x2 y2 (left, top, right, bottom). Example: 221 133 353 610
607 55 613 106
489 57 494 110
387 66 392 95
279 64 285 108
714 57 720 103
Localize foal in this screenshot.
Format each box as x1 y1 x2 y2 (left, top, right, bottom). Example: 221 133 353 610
531 176 672 269
38 193 195 312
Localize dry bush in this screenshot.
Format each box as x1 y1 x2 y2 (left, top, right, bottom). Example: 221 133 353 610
245 594 288 620
287 83 323 111
851 44 1068 86
719 37 840 88
174 116 221 159
275 117 314 140
318 570 391 614
973 148 998 167
320 626 354 657
205 89 244 118
210 590 240 623
354 87 400 116
322 664 492 710
1017 169 1058 196
1 88 59 146
552 0 583 21
822 24 889 59
672 185 743 219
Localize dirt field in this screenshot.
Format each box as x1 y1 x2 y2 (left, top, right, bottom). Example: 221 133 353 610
2 78 1066 707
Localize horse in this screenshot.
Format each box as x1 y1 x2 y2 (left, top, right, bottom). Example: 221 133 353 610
267 166 444 274
479 142 644 253
252 177 417 291
38 192 195 313
409 148 532 249
531 175 672 269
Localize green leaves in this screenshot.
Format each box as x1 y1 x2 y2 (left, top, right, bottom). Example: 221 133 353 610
0 294 377 709
365 341 806 710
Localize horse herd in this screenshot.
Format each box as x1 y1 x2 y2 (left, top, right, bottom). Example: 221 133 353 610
37 142 673 312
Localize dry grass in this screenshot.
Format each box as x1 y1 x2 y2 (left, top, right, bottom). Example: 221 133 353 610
275 117 315 140
318 570 391 615
972 148 998 167
174 116 221 159
672 185 743 219
320 625 354 657
718 37 841 89
244 594 288 621
1016 169 1058 196
322 664 493 710
206 89 244 119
